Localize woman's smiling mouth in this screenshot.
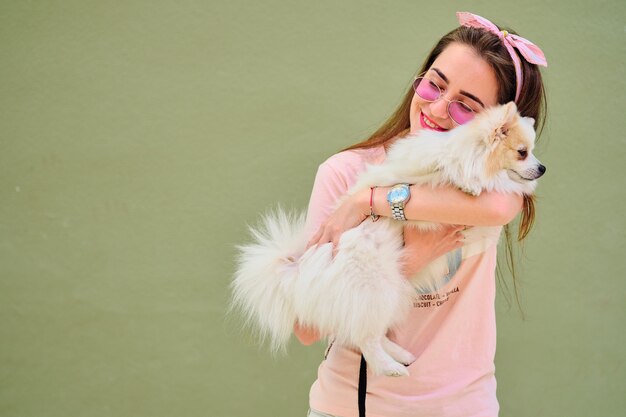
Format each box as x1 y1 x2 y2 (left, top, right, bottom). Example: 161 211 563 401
420 112 449 132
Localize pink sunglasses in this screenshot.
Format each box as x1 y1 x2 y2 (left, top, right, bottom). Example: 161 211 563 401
412 76 478 125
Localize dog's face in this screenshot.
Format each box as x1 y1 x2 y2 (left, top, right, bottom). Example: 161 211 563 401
480 102 546 183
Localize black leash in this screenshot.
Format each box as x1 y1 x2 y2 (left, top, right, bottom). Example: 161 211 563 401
358 354 367 417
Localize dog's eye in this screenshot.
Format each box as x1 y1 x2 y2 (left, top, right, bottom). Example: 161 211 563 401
518 149 528 159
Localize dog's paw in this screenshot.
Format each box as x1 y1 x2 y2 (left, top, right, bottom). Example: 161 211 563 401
460 185 482 196
381 336 417 366
395 350 416 366
382 362 410 377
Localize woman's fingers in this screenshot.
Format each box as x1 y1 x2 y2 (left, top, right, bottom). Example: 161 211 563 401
306 226 323 249
448 224 471 240
306 192 370 252
307 228 344 258
331 236 341 257
400 224 477 278
306 223 338 253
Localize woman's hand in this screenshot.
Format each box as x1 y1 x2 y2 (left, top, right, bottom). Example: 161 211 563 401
293 321 321 346
401 224 469 277
306 189 370 253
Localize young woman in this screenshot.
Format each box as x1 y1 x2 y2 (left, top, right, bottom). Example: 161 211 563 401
295 12 548 417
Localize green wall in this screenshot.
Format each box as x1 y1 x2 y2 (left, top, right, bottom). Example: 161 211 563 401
1 1 624 416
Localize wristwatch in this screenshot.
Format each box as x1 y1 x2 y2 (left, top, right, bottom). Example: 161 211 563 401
387 184 411 221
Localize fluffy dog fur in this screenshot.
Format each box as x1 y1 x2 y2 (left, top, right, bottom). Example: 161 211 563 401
231 101 545 377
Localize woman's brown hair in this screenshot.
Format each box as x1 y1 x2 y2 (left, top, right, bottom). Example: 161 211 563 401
343 25 547 317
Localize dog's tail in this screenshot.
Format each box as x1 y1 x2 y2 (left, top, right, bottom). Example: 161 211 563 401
230 206 308 354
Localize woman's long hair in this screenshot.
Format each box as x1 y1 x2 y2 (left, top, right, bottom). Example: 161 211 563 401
342 25 547 317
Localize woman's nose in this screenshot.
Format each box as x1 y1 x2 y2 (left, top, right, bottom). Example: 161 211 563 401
429 96 450 120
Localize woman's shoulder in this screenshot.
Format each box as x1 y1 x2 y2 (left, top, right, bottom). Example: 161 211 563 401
313 145 385 189
320 145 386 172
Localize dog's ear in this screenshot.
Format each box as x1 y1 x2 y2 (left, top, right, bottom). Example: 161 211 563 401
501 101 518 128
486 102 518 151
497 101 518 135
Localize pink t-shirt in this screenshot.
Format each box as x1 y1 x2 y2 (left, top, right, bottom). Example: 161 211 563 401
305 146 501 417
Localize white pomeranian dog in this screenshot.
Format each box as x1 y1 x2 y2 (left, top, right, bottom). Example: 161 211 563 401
230 101 545 377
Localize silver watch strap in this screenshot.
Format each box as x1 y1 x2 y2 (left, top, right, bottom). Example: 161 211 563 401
391 204 407 221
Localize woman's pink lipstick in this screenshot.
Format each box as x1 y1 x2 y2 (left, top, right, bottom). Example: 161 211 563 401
419 112 448 132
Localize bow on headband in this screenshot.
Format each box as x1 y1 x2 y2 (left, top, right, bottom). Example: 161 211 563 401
456 11 548 102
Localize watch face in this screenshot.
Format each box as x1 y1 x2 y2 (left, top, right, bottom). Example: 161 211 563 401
388 185 410 204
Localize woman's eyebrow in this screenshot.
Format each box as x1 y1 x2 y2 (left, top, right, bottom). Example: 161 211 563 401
459 91 485 108
431 67 486 108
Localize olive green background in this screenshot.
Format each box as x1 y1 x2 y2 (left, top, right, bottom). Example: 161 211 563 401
1 1 624 416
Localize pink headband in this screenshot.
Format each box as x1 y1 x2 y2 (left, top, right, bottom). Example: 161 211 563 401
456 11 548 102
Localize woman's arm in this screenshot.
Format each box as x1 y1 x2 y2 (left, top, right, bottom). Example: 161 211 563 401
307 182 524 250
370 183 524 226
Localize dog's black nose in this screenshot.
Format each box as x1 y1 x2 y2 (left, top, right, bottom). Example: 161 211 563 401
535 164 546 178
